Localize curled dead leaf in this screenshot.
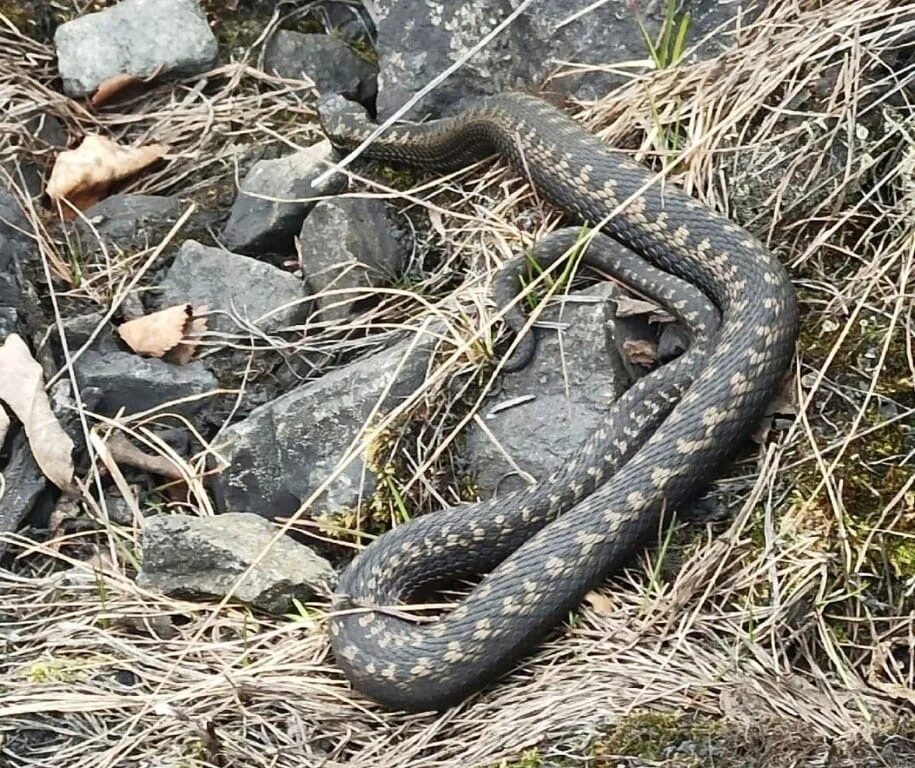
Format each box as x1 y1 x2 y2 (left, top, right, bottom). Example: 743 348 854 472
90 73 145 108
621 337 658 367
0 334 75 492
117 303 207 363
46 134 167 217
167 305 208 365
105 432 185 482
101 432 188 503
614 294 674 323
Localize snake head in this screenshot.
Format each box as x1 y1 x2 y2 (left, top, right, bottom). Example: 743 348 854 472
317 95 373 152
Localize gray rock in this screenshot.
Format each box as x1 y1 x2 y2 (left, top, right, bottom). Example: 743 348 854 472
0 432 51 555
1 374 86 550
728 76 876 228
157 240 310 335
263 30 377 105
0 307 18 339
56 311 118 353
535 0 745 103
74 194 185 254
465 283 629 496
137 512 335 614
211 322 441 517
0 187 28 242
298 197 409 322
372 0 748 119
54 0 218 97
221 140 347 255
0 187 32 337
102 490 139 526
74 350 217 417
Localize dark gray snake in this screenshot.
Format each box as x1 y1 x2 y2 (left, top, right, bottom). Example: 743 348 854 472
318 93 798 712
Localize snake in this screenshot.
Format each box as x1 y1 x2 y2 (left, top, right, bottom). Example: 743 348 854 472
317 92 798 712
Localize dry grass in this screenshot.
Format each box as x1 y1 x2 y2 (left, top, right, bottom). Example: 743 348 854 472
1 1 914 766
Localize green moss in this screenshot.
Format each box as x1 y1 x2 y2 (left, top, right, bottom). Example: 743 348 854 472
493 749 543 768
199 0 295 53
316 416 415 544
593 711 915 766
763 282 912 541
377 163 421 189
26 656 94 684
717 270 915 679
592 710 723 766
794 285 913 399
0 1 35 27
888 536 915 580
0 0 74 42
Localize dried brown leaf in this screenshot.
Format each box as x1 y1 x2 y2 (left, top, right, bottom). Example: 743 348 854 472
46 134 167 217
613 295 648 316
0 334 75 491
164 304 208 365
106 432 184 482
118 304 205 362
118 304 189 357
621 337 658 367
90 73 145 108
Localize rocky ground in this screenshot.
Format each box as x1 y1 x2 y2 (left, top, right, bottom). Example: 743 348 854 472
0 1 914 767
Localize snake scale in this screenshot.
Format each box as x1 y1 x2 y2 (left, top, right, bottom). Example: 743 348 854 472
318 93 798 712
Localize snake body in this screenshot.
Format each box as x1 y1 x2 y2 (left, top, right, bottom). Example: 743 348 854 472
319 93 798 712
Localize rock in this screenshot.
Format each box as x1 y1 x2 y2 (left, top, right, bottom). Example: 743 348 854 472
0 187 27 242
137 512 335 613
54 312 120 355
0 432 53 554
210 321 442 517
0 187 32 338
102 490 138 526
0 362 85 551
464 283 630 497
263 30 377 105
728 81 875 227
221 140 347 256
74 350 217 417
0 307 18 339
54 0 218 98
372 0 747 119
534 0 744 103
157 240 311 335
298 197 409 322
74 194 186 253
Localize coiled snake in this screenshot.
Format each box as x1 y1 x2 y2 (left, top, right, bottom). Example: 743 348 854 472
318 93 798 712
